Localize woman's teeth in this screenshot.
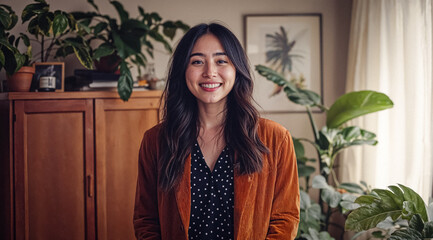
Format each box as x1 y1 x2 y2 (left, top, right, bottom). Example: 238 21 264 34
200 83 221 89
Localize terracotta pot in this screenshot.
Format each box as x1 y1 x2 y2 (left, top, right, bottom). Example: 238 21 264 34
7 66 35 92
94 54 121 73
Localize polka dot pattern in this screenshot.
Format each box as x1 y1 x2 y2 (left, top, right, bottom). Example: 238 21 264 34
188 143 234 240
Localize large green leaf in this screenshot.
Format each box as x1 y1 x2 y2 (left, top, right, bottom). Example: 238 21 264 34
117 60 133 101
21 2 49 23
326 90 394 128
0 5 18 30
52 13 68 36
72 45 92 69
346 185 428 232
399 184 428 222
255 64 288 87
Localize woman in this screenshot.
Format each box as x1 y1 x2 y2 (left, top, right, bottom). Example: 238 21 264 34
134 23 300 240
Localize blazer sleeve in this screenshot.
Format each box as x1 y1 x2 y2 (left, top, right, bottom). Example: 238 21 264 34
133 131 162 240
266 130 300 240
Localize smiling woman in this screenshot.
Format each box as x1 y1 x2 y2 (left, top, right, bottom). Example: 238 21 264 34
185 34 236 111
133 23 300 240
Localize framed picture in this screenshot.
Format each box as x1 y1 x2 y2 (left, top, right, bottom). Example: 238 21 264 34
31 62 65 92
244 14 323 113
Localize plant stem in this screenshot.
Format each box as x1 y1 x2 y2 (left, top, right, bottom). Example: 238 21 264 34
329 155 340 187
325 204 332 231
306 106 319 142
41 35 45 62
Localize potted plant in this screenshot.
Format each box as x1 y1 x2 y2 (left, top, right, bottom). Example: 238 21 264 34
20 0 93 68
0 4 34 92
70 0 189 100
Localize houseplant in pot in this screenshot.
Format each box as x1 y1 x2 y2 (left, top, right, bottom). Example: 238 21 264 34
21 0 93 68
0 4 34 92
70 0 189 100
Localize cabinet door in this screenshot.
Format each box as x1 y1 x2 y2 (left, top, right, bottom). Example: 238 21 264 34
14 100 95 240
95 97 160 240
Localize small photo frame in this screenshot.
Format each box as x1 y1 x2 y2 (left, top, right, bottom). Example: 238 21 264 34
31 62 65 92
244 14 323 113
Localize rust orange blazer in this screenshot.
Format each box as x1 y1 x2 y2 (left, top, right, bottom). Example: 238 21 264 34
133 118 300 239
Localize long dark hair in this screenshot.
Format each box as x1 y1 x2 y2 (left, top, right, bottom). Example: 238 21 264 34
159 23 269 191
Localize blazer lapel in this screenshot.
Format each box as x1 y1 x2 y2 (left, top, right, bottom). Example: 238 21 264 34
234 170 254 240
175 154 191 236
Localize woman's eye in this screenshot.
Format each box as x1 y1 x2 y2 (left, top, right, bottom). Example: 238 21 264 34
191 60 203 65
217 59 228 64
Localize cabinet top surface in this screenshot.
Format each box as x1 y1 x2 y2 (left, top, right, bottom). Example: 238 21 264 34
0 90 162 100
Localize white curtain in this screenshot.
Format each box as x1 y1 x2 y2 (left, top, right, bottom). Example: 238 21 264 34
340 0 433 202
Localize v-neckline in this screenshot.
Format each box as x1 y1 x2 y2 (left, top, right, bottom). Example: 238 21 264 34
194 141 228 173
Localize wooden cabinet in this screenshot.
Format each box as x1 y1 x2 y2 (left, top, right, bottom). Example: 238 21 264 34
0 91 162 240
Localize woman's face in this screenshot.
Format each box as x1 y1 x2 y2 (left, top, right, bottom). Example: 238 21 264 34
185 33 236 107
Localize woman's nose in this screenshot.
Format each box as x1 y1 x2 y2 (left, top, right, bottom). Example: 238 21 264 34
203 62 217 78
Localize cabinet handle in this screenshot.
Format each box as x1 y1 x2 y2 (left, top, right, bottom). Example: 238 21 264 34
87 175 93 197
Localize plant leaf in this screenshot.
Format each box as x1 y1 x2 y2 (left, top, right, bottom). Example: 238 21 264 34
423 221 433 237
255 65 288 87
72 45 93 69
312 175 329 189
22 2 49 23
0 49 4 69
117 60 133 101
93 43 115 60
346 185 428 232
399 184 428 222
326 90 394 128
298 165 315 177
110 1 128 24
93 22 107 35
52 13 68 36
87 0 99 11
321 189 342 208
339 182 365 194
389 227 423 240
408 214 424 233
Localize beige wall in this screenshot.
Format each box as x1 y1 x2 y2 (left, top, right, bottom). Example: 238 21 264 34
3 0 352 143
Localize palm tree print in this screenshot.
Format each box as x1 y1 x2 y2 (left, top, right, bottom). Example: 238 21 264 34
265 26 304 75
265 26 306 95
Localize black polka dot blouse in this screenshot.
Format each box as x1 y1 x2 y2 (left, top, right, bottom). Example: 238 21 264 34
188 142 234 240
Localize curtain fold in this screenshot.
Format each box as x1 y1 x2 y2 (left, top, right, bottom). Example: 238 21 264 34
341 0 432 201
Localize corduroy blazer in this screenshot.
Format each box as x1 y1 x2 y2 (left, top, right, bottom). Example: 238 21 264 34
133 118 300 239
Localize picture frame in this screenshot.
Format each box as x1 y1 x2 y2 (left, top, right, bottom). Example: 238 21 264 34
31 62 65 92
244 14 323 113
